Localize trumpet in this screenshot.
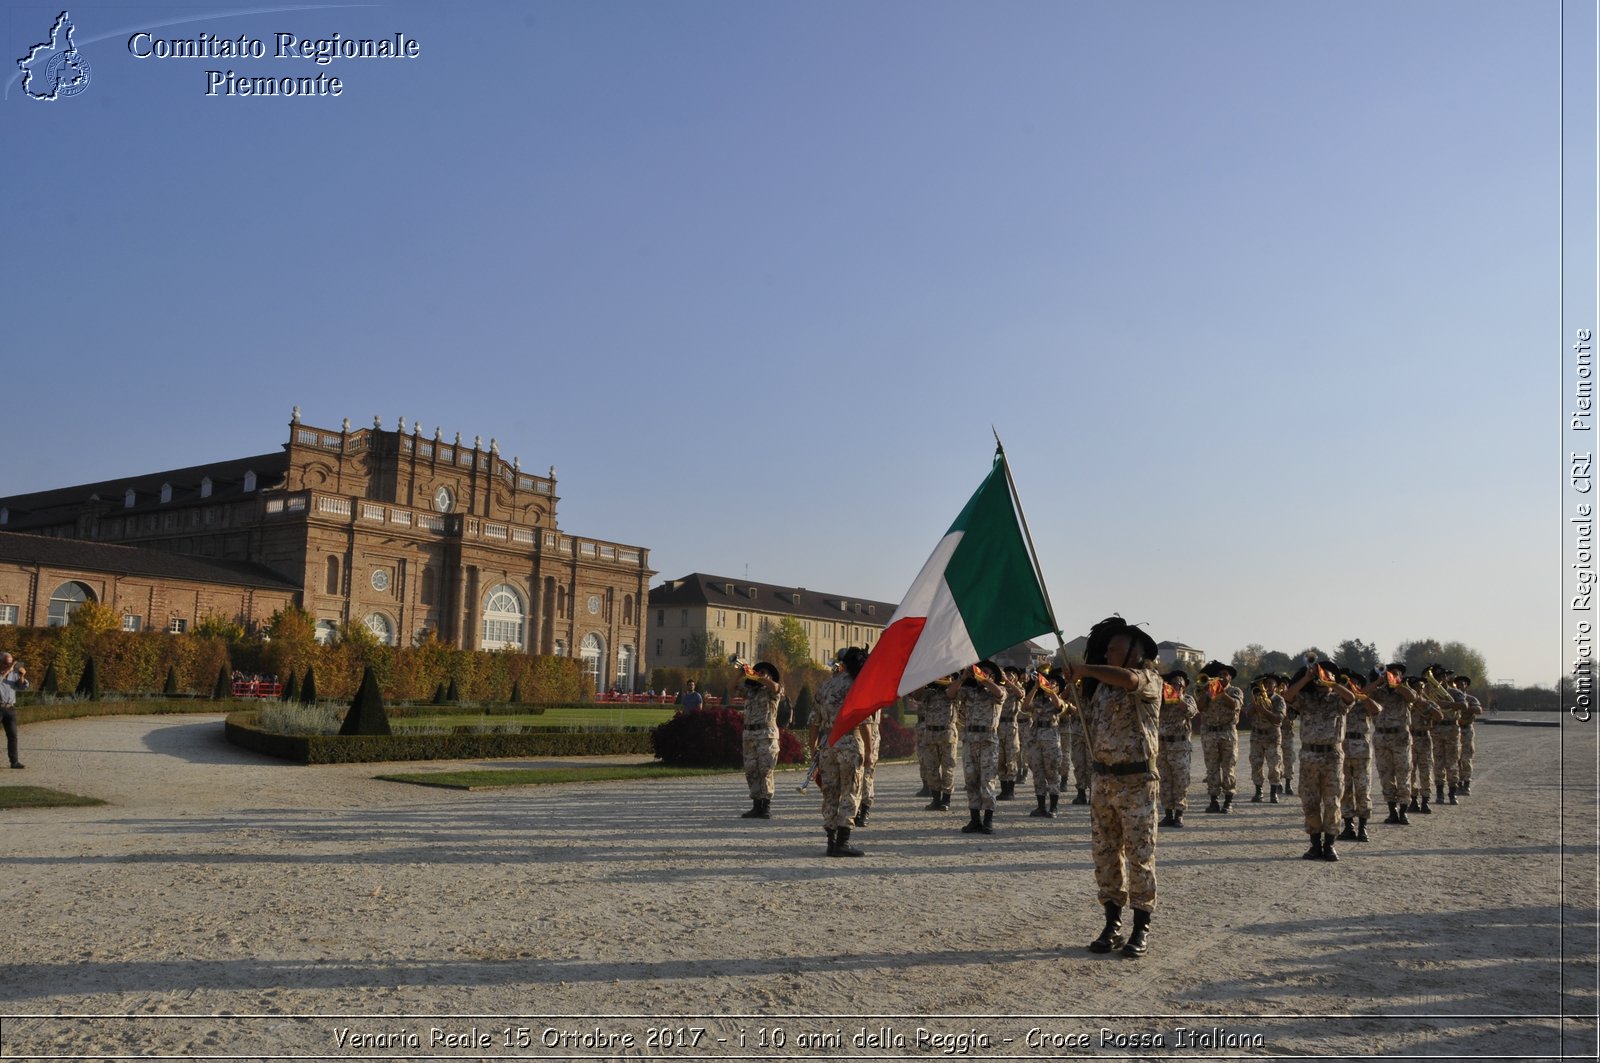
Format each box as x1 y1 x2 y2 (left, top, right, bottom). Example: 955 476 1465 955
1030 667 1059 692
728 654 757 680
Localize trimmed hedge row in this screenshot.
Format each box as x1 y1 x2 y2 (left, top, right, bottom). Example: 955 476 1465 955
225 712 656 765
18 698 234 726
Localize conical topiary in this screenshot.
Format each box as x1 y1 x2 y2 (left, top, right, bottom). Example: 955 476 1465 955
339 666 392 736
299 665 318 704
163 665 179 696
40 661 58 696
75 658 99 701
446 677 460 703
212 665 231 700
281 671 298 702
791 684 813 729
431 682 446 705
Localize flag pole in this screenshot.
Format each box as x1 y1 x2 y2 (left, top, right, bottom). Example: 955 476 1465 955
992 431 1065 656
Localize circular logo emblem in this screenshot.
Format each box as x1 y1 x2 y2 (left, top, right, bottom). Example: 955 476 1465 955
371 569 390 592
45 50 91 98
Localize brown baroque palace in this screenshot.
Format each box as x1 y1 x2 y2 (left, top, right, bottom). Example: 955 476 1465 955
0 409 654 691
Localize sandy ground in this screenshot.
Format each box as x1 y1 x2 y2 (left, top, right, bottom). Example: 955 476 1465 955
0 713 1594 1062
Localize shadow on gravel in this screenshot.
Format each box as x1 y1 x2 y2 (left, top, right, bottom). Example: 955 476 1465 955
138 719 284 766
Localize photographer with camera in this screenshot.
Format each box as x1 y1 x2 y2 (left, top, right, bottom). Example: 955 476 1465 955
1 652 29 769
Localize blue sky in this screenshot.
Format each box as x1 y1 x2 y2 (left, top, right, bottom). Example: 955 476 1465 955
3 1 1572 685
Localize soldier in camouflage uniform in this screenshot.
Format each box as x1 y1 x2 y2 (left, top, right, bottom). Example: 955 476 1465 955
1157 670 1197 827
738 662 784 819
1285 656 1356 861
910 678 958 811
809 647 869 857
853 706 882 826
1336 669 1381 842
1368 663 1417 824
1023 671 1068 817
1279 696 1297 796
1453 676 1484 794
1066 617 1163 958
1063 680 1091 804
1247 675 1285 803
956 662 1006 835
997 667 1025 801
1406 676 1443 814
1195 661 1244 813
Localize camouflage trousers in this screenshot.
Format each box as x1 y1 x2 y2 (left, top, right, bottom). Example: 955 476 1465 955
1157 739 1191 811
857 751 876 806
1339 747 1372 819
963 733 999 812
1089 773 1159 912
743 730 780 800
1372 734 1413 803
1432 727 1461 789
818 741 864 830
1249 733 1282 787
999 718 1022 781
1410 733 1434 796
1299 751 1344 834
1280 728 1296 785
1201 730 1238 797
1027 731 1062 797
918 732 957 792
1066 730 1090 792
1458 725 1476 784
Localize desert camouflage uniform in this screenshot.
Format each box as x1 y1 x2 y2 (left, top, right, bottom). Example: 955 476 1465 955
1367 685 1414 805
958 684 1002 813
1063 691 1090 794
1085 667 1163 912
856 708 882 808
1249 693 1286 789
1279 703 1297 791
1430 687 1463 795
812 672 863 830
1025 690 1065 798
998 689 1023 787
1457 693 1484 787
1408 696 1441 798
742 682 784 800
1196 682 1243 802
1157 691 1198 813
1339 695 1380 820
1295 685 1350 835
912 686 958 794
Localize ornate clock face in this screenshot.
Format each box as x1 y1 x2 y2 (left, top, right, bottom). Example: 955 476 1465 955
371 569 390 592
433 486 454 513
587 595 601 615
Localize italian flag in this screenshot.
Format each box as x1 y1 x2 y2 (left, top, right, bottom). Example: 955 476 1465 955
829 448 1057 744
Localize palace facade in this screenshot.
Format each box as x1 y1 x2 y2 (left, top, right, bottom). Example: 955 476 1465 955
0 410 654 691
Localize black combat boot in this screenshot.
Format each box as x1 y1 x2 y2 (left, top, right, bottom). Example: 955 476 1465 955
1447 784 1457 805
1030 795 1050 817
998 780 1015 801
1384 802 1402 824
1321 832 1339 861
1222 793 1234 813
758 797 772 819
1073 788 1088 805
1302 833 1323 860
1436 781 1445 804
825 828 837 856
741 799 763 818
1252 785 1263 803
960 809 984 833
925 792 944 811
1407 795 1422 813
1419 795 1432 814
1397 801 1411 824
1459 780 1471 795
1205 795 1222 814
1160 808 1175 827
1338 817 1357 841
1269 784 1281 804
1172 809 1185 828
854 800 871 827
940 790 953 811
1048 793 1059 816
1122 908 1151 957
832 826 864 857
1356 817 1369 842
980 809 994 834
1282 779 1294 796
1088 902 1123 953
916 782 932 797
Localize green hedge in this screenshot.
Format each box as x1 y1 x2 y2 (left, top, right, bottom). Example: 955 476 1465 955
18 697 233 725
225 712 656 765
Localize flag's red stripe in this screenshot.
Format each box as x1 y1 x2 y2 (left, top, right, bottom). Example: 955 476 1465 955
828 615 927 745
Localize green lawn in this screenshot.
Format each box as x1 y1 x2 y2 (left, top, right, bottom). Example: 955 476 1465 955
377 764 737 789
0 786 106 809
396 706 675 730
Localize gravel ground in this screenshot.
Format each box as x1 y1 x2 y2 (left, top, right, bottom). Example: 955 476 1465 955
0 713 1594 1061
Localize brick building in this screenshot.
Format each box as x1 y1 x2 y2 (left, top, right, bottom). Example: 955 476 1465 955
648 573 896 668
0 409 654 691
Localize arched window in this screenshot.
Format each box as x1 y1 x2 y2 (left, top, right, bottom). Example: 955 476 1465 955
623 594 634 625
364 612 395 646
481 583 526 651
47 581 95 627
324 555 341 595
617 645 635 693
580 632 606 691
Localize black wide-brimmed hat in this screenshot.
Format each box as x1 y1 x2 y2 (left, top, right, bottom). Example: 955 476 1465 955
749 661 780 684
1085 616 1158 664
1200 660 1238 681
1163 670 1189 685
837 646 868 678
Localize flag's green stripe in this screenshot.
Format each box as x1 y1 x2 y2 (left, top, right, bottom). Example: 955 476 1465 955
943 456 1053 656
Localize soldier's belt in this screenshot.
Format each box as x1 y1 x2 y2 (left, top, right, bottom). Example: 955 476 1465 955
922 724 948 732
966 726 996 734
1375 727 1405 734
1160 732 1189 741
1410 730 1429 736
1458 722 1472 729
744 726 770 733
1206 725 1234 733
1301 743 1337 753
1092 759 1153 776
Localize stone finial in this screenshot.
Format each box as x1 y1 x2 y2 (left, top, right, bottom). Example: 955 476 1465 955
473 435 482 449
291 405 301 424
413 419 421 435
341 418 350 432
454 432 461 446
490 437 498 453
513 456 521 471
549 465 556 479
374 416 382 429
397 416 407 433
435 426 442 439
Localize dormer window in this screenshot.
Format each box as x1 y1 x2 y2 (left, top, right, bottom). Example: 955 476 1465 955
724 583 733 595
243 470 257 492
160 483 173 504
124 489 135 508
200 477 212 498
747 587 757 599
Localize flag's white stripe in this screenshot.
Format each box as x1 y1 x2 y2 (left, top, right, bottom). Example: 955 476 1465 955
897 574 979 695
884 530 962 626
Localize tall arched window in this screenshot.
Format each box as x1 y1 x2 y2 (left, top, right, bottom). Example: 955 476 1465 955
324 555 341 595
364 612 395 646
47 581 94 627
623 594 634 625
580 632 606 691
617 645 635 693
481 583 526 651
